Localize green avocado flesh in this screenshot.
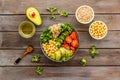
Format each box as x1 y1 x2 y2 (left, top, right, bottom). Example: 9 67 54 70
26 7 42 26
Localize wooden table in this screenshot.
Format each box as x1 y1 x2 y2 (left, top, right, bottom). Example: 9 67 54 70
0 0 120 80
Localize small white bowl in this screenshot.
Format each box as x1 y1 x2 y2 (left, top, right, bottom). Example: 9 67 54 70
75 5 94 24
19 21 36 38
89 21 108 40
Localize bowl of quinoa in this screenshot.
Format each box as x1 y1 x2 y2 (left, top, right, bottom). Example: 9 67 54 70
75 5 94 24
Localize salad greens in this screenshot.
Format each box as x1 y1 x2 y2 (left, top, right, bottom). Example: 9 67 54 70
31 54 40 62
55 23 73 47
80 57 87 67
35 66 43 75
40 29 53 43
40 23 73 48
40 23 76 62
60 23 73 33
89 45 99 58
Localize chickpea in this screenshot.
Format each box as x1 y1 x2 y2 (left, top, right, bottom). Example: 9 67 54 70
42 40 58 56
90 21 107 39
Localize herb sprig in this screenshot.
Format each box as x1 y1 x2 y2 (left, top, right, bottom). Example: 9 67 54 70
47 6 69 19
80 57 87 67
47 7 57 12
31 54 43 75
80 45 100 67
89 45 99 58
60 12 69 17
31 54 41 62
35 66 43 75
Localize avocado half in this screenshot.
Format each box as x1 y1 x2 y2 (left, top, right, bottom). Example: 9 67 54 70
26 7 42 26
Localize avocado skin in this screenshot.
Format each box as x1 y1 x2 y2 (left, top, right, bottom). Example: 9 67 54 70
26 7 42 26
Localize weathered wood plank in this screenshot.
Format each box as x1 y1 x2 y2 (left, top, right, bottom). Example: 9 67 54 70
1 0 120 14
0 49 120 66
0 31 120 48
1 67 120 80
0 15 120 31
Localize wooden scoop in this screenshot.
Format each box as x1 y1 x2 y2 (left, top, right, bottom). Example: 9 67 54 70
14 45 34 64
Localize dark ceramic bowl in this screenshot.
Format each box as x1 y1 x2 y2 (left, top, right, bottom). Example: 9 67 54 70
40 24 80 62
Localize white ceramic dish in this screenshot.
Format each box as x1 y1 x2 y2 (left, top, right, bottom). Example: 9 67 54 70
75 5 94 24
89 21 108 40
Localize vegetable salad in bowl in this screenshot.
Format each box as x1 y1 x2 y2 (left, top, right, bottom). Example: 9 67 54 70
40 23 79 62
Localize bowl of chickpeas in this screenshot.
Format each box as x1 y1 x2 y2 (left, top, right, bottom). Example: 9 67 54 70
89 21 108 40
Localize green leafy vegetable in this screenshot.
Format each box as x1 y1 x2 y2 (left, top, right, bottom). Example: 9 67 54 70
56 42 61 48
35 66 43 75
54 23 73 46
40 34 44 40
89 45 99 58
80 57 87 67
47 6 69 19
57 8 61 14
50 13 56 19
56 38 63 44
47 7 57 19
47 6 57 12
40 29 53 43
59 35 65 40
57 8 69 17
60 12 69 17
59 23 73 32
63 31 70 36
31 54 40 62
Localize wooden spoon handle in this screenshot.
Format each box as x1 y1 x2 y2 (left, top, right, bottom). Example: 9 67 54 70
14 58 22 64
14 52 28 64
20 52 28 58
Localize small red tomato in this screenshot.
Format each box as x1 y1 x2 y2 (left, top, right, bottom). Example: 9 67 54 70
30 11 36 17
70 32 77 40
65 36 72 44
63 41 67 45
70 46 75 53
71 39 79 48
62 43 70 50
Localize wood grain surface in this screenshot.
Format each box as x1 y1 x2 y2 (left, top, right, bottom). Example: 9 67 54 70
0 15 120 31
0 31 120 49
0 0 120 14
0 0 120 80
0 49 120 66
1 67 120 80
